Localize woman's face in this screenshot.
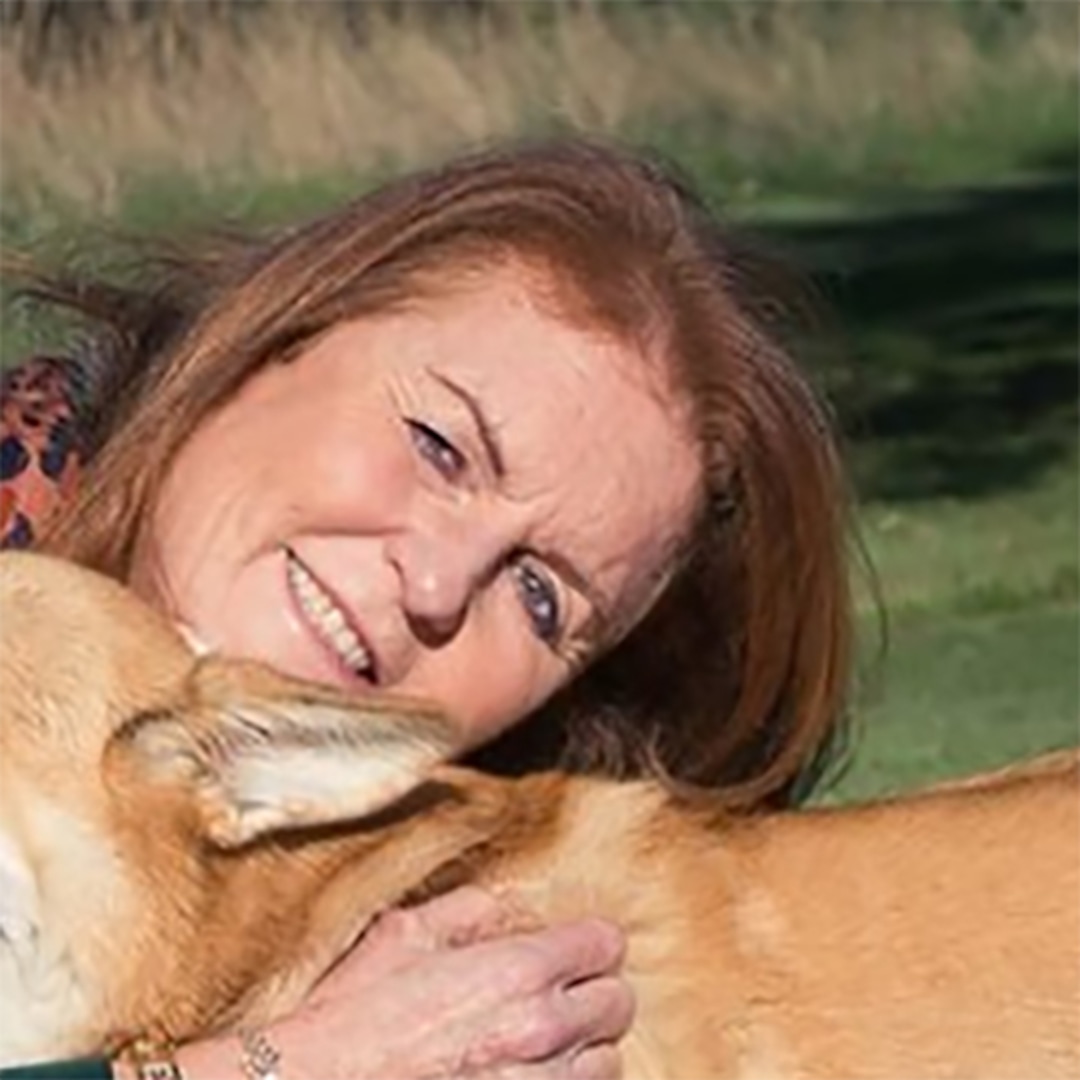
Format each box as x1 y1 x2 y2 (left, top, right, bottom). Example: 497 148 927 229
129 263 701 751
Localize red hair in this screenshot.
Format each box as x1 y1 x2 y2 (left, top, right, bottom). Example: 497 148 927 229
26 138 855 806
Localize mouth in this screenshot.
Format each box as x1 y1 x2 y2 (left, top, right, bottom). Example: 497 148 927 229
283 545 378 684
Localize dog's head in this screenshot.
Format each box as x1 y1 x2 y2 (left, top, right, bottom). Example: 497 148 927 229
0 550 462 847
0 551 474 1061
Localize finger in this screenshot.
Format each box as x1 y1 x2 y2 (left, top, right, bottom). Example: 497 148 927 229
562 975 636 1046
472 1044 622 1080
569 1042 623 1080
531 918 627 987
466 919 627 1006
387 886 509 951
462 974 634 1070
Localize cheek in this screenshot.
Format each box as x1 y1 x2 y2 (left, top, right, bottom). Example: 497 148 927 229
141 399 413 584
418 619 564 752
294 409 418 533
198 359 419 527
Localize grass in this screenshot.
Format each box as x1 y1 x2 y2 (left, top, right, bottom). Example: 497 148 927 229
827 604 1078 803
2 2 1075 223
856 466 1078 619
822 465 1079 804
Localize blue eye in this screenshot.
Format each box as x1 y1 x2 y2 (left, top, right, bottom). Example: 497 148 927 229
407 420 466 481
514 560 561 645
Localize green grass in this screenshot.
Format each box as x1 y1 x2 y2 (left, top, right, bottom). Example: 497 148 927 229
639 72 1078 220
856 465 1078 618
821 465 1078 804
826 605 1078 804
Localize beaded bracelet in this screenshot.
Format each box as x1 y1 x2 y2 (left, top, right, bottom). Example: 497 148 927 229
239 1031 282 1080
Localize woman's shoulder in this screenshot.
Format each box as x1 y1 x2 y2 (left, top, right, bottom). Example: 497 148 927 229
1 355 89 550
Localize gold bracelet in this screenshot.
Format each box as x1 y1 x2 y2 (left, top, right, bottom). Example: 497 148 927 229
126 1035 185 1080
239 1029 283 1080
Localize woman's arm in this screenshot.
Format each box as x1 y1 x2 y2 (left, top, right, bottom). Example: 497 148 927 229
0 889 630 1080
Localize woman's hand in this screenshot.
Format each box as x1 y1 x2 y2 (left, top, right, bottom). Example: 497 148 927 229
176 886 635 1080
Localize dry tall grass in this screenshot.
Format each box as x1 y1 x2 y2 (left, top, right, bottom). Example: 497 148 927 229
1 1 1075 215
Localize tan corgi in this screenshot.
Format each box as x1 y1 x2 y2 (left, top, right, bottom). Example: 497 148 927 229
1 551 1077 1078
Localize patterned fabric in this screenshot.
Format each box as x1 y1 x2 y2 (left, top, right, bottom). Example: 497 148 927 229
0 357 88 550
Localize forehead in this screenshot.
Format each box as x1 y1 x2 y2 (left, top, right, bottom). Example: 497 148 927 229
388 264 702 633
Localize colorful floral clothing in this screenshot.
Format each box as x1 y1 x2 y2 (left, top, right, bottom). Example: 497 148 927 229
0 357 88 550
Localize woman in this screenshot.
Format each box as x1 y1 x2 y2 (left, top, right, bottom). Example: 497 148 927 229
1 138 854 1080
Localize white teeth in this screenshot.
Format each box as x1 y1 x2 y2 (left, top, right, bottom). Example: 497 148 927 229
285 553 373 677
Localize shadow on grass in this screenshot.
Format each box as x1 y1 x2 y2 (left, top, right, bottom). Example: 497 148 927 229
758 169 1078 501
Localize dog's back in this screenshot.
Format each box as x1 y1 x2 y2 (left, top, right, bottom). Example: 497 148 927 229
434 754 1080 1078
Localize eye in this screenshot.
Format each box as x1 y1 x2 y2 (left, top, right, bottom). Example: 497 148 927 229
406 419 467 482
513 558 562 645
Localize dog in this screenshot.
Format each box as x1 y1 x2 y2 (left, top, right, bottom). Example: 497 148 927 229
1 550 1077 1077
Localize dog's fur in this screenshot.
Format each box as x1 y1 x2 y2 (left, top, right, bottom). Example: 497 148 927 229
1 551 1077 1077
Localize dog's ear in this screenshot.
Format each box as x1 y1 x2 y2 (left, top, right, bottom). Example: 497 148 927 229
106 657 460 848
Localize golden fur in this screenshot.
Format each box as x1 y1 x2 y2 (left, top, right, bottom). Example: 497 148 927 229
1 551 1077 1077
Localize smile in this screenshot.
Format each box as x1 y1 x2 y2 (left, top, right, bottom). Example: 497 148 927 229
283 547 376 681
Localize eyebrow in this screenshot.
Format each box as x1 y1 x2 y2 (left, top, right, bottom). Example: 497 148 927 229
429 369 613 649
430 370 506 480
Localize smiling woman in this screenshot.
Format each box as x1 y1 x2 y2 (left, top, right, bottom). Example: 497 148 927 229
1 137 855 1080
128 264 700 749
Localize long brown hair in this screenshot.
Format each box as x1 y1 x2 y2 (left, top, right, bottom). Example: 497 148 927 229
22 138 856 807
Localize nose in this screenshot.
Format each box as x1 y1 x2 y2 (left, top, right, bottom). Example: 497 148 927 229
387 512 508 645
